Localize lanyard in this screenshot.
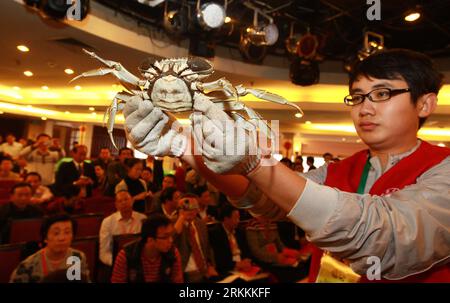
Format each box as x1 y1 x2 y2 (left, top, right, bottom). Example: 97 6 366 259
356 157 372 194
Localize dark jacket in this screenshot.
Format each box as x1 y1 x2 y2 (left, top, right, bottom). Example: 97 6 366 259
54 161 97 198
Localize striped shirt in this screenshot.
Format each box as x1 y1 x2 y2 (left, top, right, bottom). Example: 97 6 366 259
111 247 183 283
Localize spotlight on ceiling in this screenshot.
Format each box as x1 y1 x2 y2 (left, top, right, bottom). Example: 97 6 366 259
239 29 267 64
196 0 227 30
163 1 188 36
243 9 279 46
404 6 421 22
357 31 384 61
289 57 320 86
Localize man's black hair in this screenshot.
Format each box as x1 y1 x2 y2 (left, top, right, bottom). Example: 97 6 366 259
10 182 32 194
25 172 42 181
141 214 172 242
119 147 133 155
160 187 178 205
217 204 238 222
349 49 444 128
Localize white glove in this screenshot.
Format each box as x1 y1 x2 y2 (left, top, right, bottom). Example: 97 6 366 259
123 95 187 157
191 93 263 175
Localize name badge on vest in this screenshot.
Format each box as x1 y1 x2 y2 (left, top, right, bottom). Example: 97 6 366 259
316 252 361 283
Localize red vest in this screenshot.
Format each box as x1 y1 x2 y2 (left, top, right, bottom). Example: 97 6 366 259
308 141 450 283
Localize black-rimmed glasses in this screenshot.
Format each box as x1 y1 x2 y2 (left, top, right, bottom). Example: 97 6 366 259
344 88 411 106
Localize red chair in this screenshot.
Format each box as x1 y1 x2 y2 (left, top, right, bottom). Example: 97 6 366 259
72 236 98 282
83 202 116 217
72 214 104 238
9 218 43 244
112 234 140 265
0 243 24 283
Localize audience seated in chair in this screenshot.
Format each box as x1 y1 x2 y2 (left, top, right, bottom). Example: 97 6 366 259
111 214 183 283
0 183 43 244
9 213 90 283
99 190 147 267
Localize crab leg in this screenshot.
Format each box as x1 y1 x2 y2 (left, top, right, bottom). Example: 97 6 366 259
105 92 131 149
73 49 141 92
197 78 238 100
235 85 304 117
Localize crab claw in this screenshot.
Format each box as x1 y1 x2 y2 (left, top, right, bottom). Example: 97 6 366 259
70 68 117 83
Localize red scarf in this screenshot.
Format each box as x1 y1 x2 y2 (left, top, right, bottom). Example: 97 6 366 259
308 141 450 283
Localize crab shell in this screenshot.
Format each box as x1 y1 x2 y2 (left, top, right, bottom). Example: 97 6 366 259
139 57 214 112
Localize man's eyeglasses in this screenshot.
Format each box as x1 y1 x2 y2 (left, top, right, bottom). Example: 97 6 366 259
344 88 411 106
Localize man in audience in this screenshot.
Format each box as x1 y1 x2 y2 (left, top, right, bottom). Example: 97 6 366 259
174 194 218 282
0 133 23 160
150 174 177 212
54 145 97 199
25 172 53 205
19 133 65 185
208 204 254 277
151 187 181 222
0 183 44 243
306 156 317 171
194 186 218 223
106 147 133 196
0 157 22 181
111 214 183 283
99 190 147 267
93 147 113 168
322 152 333 165
141 167 159 193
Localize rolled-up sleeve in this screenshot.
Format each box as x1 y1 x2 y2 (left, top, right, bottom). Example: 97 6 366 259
287 157 450 280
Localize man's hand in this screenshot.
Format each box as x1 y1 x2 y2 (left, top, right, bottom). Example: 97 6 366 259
192 94 263 175
123 96 187 157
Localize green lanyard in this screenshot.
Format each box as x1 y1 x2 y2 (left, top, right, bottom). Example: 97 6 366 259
356 157 371 194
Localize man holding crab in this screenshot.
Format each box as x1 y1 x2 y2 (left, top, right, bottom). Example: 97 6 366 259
117 49 450 282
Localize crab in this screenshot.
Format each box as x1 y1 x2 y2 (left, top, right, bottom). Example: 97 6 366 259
71 49 304 149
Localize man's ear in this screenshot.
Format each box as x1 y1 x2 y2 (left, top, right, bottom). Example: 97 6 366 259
417 93 438 118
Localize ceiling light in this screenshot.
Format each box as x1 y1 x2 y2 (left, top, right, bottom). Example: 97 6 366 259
74 86 82 90
305 120 312 124
27 105 33 108
196 0 227 30
405 11 421 22
12 86 20 91
65 111 70 114
65 68 74 75
290 58 320 86
437 143 446 147
243 9 279 46
163 1 188 36
0 111 3 114
89 107 95 111
295 113 303 118
224 16 231 23
24 71 33 77
17 45 30 52
41 117 47 121
357 31 384 61
41 86 49 90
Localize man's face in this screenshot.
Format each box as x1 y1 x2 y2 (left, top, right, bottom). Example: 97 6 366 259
152 225 175 253
350 76 422 152
324 155 333 164
199 191 211 207
128 162 143 179
119 149 133 162
6 135 15 144
115 191 133 213
100 149 111 160
45 221 73 255
11 186 32 209
140 170 153 182
25 175 41 191
162 176 175 189
72 146 88 163
94 165 105 178
0 160 13 172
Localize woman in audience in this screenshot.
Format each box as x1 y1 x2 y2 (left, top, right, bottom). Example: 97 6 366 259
94 163 108 195
115 158 152 213
9 213 90 283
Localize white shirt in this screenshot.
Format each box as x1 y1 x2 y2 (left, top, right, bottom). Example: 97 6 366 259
0 142 23 159
99 211 147 266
